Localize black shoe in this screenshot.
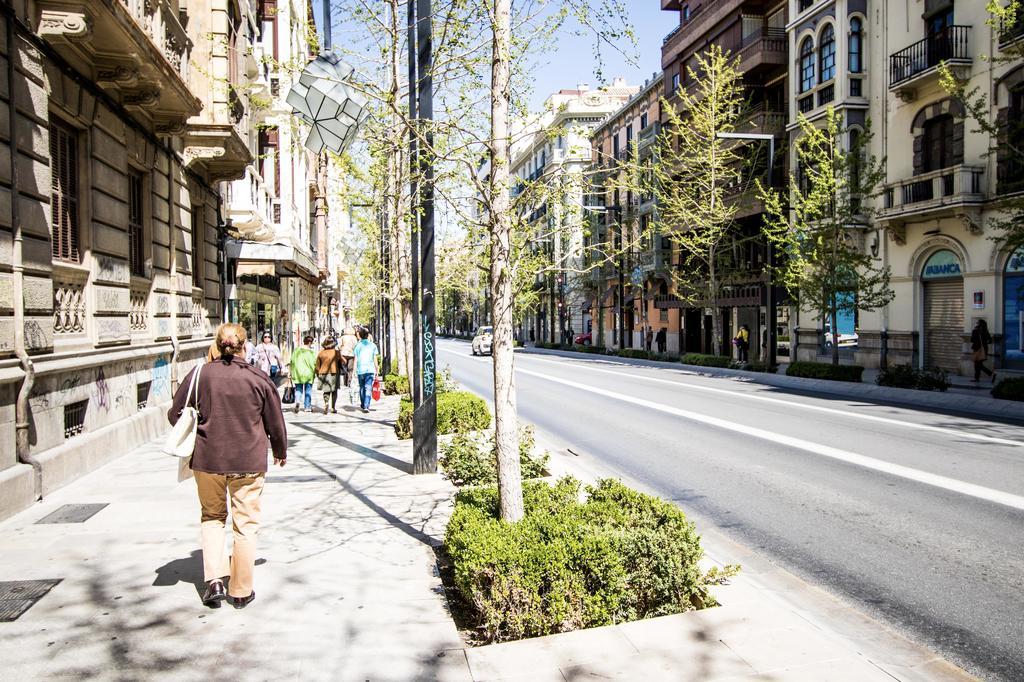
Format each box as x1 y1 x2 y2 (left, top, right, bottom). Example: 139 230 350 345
202 580 226 607
230 592 256 609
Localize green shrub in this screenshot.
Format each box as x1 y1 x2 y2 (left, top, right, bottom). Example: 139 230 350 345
396 398 414 439
440 425 550 487
651 352 680 362
681 353 732 368
616 348 651 359
445 477 737 644
992 376 1024 401
395 390 492 440
786 361 864 382
383 374 410 396
573 344 604 354
876 365 950 392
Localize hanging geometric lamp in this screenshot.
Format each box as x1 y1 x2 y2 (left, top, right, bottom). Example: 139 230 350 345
287 53 370 154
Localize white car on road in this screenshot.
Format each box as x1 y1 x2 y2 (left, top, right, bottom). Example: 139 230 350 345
471 326 493 356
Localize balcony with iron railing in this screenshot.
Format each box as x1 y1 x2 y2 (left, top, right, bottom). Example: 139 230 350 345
736 102 787 137
889 27 972 96
880 164 985 222
999 13 1024 48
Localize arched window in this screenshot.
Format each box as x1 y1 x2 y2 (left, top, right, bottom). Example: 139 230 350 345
819 24 836 82
849 18 863 73
799 37 815 93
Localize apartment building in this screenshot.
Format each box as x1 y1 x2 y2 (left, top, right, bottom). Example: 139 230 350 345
589 73 664 350
788 0 1023 376
512 81 638 345
653 0 790 359
0 0 337 521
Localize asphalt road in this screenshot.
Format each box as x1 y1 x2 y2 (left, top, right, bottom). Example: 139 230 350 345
438 339 1024 681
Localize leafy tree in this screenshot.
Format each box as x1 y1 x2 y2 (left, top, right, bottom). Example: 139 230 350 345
651 44 746 357
939 0 1024 251
760 107 892 366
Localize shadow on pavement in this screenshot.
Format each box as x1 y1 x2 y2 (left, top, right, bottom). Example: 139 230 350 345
289 421 413 474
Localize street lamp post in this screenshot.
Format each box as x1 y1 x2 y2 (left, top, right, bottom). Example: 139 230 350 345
716 132 776 366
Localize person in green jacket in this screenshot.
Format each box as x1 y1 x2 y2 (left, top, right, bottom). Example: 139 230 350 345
289 335 317 413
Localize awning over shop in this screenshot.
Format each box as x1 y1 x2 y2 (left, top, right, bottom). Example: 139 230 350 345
225 239 320 283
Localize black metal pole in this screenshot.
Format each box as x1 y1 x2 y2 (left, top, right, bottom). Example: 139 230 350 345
766 138 777 369
322 0 331 51
617 207 625 348
412 0 436 474
382 209 392 375
408 0 422 409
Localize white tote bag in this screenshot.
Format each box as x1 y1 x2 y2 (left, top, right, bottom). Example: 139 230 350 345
163 363 202 458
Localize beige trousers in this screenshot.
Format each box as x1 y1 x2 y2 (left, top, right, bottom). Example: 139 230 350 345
195 471 265 598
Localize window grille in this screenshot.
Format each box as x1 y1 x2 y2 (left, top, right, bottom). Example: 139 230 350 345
64 399 87 439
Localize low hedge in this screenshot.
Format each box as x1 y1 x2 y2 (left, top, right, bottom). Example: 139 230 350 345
616 348 651 360
681 353 732 368
876 365 950 392
382 374 410 396
992 376 1024 401
439 425 549 487
786 361 864 382
445 477 737 644
395 390 491 439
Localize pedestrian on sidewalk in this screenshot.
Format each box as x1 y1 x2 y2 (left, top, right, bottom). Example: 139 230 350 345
354 327 381 413
656 327 667 354
735 324 750 363
340 326 359 405
254 332 282 379
290 335 317 413
645 326 654 352
168 322 287 610
971 319 995 384
316 337 343 414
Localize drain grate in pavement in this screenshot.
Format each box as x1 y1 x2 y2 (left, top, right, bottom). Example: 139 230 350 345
0 580 62 622
34 503 109 524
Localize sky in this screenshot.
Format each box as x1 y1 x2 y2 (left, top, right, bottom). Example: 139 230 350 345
315 2 671 112
524 3 668 109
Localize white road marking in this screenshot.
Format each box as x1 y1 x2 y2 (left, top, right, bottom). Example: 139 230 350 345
505 363 1024 512
513 354 1024 449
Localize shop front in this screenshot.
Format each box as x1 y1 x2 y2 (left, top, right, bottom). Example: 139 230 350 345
1003 249 1024 370
920 249 965 373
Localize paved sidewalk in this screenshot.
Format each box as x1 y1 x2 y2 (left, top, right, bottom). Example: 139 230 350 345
525 346 1023 421
0 392 976 682
0 396 472 681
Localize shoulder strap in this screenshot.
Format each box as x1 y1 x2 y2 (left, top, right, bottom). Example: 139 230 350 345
188 363 203 408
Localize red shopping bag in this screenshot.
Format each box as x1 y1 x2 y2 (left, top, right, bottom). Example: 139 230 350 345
371 375 382 401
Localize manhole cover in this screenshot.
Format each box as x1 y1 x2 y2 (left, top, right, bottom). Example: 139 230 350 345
35 503 109 524
0 579 61 622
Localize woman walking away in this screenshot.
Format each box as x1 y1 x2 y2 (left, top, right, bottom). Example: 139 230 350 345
971 319 995 383
354 327 381 413
254 332 282 379
316 337 343 414
340 326 359 405
168 323 286 609
290 335 317 413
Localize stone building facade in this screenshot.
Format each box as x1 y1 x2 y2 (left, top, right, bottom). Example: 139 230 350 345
787 0 1023 376
0 0 335 521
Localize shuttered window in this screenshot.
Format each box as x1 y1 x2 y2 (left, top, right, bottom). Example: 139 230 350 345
191 208 202 288
50 120 80 263
128 171 145 276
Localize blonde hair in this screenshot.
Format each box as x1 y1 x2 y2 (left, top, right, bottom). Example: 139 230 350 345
206 340 221 363
215 323 247 356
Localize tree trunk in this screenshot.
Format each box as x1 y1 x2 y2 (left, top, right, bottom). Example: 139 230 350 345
488 0 524 523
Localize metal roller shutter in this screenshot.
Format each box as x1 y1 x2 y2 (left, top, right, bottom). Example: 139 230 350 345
923 278 964 372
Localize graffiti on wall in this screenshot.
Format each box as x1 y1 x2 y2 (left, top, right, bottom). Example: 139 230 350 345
151 357 170 400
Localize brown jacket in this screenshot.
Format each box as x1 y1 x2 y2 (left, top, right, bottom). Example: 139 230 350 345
315 348 343 375
168 354 287 474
